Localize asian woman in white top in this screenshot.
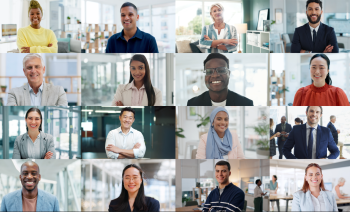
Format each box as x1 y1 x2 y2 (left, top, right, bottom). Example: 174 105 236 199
111 54 162 106
292 163 338 212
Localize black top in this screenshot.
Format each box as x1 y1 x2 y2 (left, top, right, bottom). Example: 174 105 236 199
109 196 160 212
187 90 254 106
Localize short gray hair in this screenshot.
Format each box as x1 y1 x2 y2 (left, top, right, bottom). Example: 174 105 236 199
330 115 336 121
339 177 346 184
23 53 45 69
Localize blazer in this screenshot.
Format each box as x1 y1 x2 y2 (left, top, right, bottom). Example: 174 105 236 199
187 90 253 106
109 196 160 212
274 123 292 143
7 81 68 106
282 124 340 159
12 132 56 159
292 190 338 212
196 130 245 159
1 189 60 211
111 82 162 106
291 22 339 53
327 122 338 145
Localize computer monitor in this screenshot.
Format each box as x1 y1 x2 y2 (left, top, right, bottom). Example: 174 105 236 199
329 19 350 35
324 182 332 191
2 24 17 37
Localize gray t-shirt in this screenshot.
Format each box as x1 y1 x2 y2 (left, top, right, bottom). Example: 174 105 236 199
219 188 224 195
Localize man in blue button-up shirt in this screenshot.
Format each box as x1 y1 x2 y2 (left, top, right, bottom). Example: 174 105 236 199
106 2 159 53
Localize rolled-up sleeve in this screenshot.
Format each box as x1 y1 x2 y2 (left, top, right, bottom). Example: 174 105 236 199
105 131 119 159
199 26 212 49
133 132 146 158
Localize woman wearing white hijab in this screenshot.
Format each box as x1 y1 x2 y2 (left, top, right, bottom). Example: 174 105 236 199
196 107 245 159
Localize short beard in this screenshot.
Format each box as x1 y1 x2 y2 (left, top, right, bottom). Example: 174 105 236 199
307 13 321 24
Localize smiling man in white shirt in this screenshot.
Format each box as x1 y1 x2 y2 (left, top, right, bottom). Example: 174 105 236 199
105 107 146 159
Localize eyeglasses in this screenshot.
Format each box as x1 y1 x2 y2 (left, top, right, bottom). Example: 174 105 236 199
124 176 140 182
203 67 229 76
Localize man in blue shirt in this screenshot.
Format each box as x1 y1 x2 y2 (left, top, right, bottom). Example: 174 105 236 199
106 2 159 53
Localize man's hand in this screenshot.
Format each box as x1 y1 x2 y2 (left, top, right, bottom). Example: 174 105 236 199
116 101 124 106
48 43 53 47
204 35 212 41
276 132 281 137
21 47 30 53
133 143 141 149
323 45 334 53
337 129 340 134
223 38 238 45
44 151 54 159
106 144 121 153
284 133 289 138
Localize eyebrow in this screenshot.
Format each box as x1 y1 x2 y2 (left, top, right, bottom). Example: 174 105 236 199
131 65 144 68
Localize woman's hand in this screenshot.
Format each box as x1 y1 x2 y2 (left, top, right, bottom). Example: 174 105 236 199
44 151 54 159
223 38 238 45
276 132 281 137
21 47 30 53
48 43 53 47
204 35 212 41
116 101 124 106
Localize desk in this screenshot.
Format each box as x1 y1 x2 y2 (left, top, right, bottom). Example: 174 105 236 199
337 198 350 205
176 206 203 211
269 195 293 212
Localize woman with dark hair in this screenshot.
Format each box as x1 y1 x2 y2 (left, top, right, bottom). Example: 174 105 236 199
295 118 303 125
196 107 245 159
269 119 280 159
292 163 338 211
270 175 278 211
254 179 266 212
293 54 349 106
12 107 55 159
112 54 162 106
109 164 160 212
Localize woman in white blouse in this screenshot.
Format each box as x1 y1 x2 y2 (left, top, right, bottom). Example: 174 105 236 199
254 179 266 212
111 54 162 106
292 163 338 211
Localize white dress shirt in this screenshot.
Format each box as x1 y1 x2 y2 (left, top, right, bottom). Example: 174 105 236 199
29 83 43 106
254 185 263 198
311 193 326 211
105 127 146 159
309 24 320 42
306 122 317 159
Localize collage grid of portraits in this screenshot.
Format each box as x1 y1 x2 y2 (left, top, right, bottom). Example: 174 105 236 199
1 0 350 212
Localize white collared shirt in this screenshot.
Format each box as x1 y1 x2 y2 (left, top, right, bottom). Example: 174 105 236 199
311 192 326 211
309 24 320 42
105 126 146 159
29 83 43 106
306 122 318 159
254 185 263 198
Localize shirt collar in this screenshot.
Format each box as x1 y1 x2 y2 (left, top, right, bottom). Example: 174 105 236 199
118 126 134 135
26 132 41 139
306 122 318 129
29 82 44 93
117 27 143 40
309 23 320 33
125 80 145 90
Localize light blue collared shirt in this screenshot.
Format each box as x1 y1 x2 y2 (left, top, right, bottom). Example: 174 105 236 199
29 83 43 106
26 133 41 159
105 127 146 159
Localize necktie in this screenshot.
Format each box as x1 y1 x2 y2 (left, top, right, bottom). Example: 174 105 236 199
308 128 314 159
313 29 316 50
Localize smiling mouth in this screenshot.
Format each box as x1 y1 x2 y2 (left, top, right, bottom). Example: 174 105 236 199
128 185 135 188
25 182 35 186
211 81 222 84
314 75 321 78
30 125 37 128
133 75 142 78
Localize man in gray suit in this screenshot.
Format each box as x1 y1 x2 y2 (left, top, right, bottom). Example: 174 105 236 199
6 53 68 106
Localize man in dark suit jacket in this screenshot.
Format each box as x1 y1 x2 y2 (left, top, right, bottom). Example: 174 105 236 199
283 106 340 159
327 115 346 159
187 53 253 106
291 0 339 53
274 116 292 159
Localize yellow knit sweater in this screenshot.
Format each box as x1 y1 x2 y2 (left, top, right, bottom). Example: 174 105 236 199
17 25 58 53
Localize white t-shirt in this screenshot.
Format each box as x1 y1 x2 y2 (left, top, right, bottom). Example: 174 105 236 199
311 193 326 211
211 100 226 106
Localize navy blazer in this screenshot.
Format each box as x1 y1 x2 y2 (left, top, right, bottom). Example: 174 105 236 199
291 22 339 53
274 123 292 143
109 196 160 212
327 122 338 145
282 124 340 159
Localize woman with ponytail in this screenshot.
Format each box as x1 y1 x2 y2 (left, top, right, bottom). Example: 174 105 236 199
293 54 349 106
112 54 162 106
12 107 55 159
292 163 338 211
109 164 160 212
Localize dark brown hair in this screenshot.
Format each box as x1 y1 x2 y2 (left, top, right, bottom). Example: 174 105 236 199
295 118 303 124
25 107 42 132
129 54 156 106
301 163 325 193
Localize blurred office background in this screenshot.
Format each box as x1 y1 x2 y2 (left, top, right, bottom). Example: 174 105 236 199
270 159 350 211
270 53 350 106
176 159 270 211
176 0 271 53
270 0 350 52
270 106 350 159
80 0 175 53
81 106 175 159
0 53 82 106
0 159 81 211
175 53 268 106
0 106 81 159
0 0 81 53
81 53 174 106
81 159 175 211
177 106 270 159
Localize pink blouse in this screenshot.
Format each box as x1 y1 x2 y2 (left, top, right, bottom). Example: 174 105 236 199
130 81 145 106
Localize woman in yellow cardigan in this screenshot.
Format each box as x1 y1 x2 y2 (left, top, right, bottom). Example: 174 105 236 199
17 0 58 53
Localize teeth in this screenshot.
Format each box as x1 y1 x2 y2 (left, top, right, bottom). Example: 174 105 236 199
26 182 34 185
212 81 221 84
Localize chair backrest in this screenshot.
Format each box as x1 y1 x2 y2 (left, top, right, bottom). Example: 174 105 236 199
185 200 198 207
242 200 247 212
191 149 197 159
338 43 345 48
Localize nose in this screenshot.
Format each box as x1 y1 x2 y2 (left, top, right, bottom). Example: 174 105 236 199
212 70 220 77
